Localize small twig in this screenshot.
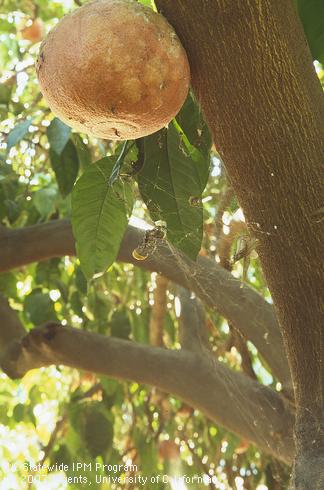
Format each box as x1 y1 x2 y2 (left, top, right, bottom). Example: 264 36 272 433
72 382 102 401
39 415 67 465
109 140 133 186
178 287 210 353
27 414 67 489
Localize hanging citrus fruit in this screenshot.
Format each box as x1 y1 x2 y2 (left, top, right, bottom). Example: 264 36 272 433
36 0 190 140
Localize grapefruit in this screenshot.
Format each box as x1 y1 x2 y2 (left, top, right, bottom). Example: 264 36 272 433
36 0 190 140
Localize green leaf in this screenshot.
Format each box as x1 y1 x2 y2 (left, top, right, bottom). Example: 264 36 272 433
176 92 212 156
75 266 88 294
33 187 57 218
0 406 9 425
47 117 71 155
108 140 130 186
0 19 16 34
3 199 20 223
24 289 57 325
50 140 79 197
7 119 32 151
0 105 8 119
70 291 84 317
69 403 114 458
72 134 92 169
12 403 25 423
84 407 114 458
0 164 19 220
11 101 25 116
0 84 12 105
51 445 72 468
110 310 131 339
71 157 134 279
138 0 154 7
100 378 120 397
138 124 209 260
297 0 324 63
26 405 37 426
174 119 210 192
28 386 42 406
35 258 61 286
0 272 17 297
134 430 158 476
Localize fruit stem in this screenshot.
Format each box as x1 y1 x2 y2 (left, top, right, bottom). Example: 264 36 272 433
108 140 131 186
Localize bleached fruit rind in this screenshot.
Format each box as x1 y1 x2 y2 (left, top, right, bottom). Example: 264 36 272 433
36 0 190 140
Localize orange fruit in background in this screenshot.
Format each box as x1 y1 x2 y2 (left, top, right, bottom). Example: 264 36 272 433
178 403 194 416
158 440 180 461
21 18 44 43
36 0 190 140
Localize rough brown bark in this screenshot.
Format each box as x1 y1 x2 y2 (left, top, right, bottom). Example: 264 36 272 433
0 295 26 350
178 287 210 352
0 220 291 391
155 0 324 487
149 274 168 347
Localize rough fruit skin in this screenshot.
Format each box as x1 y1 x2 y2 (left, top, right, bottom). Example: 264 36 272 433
36 0 190 140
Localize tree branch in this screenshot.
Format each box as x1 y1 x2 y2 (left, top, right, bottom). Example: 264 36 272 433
0 321 294 464
0 220 291 391
0 294 26 351
178 287 210 353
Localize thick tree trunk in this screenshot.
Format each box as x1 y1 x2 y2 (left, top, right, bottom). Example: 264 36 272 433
156 0 324 488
